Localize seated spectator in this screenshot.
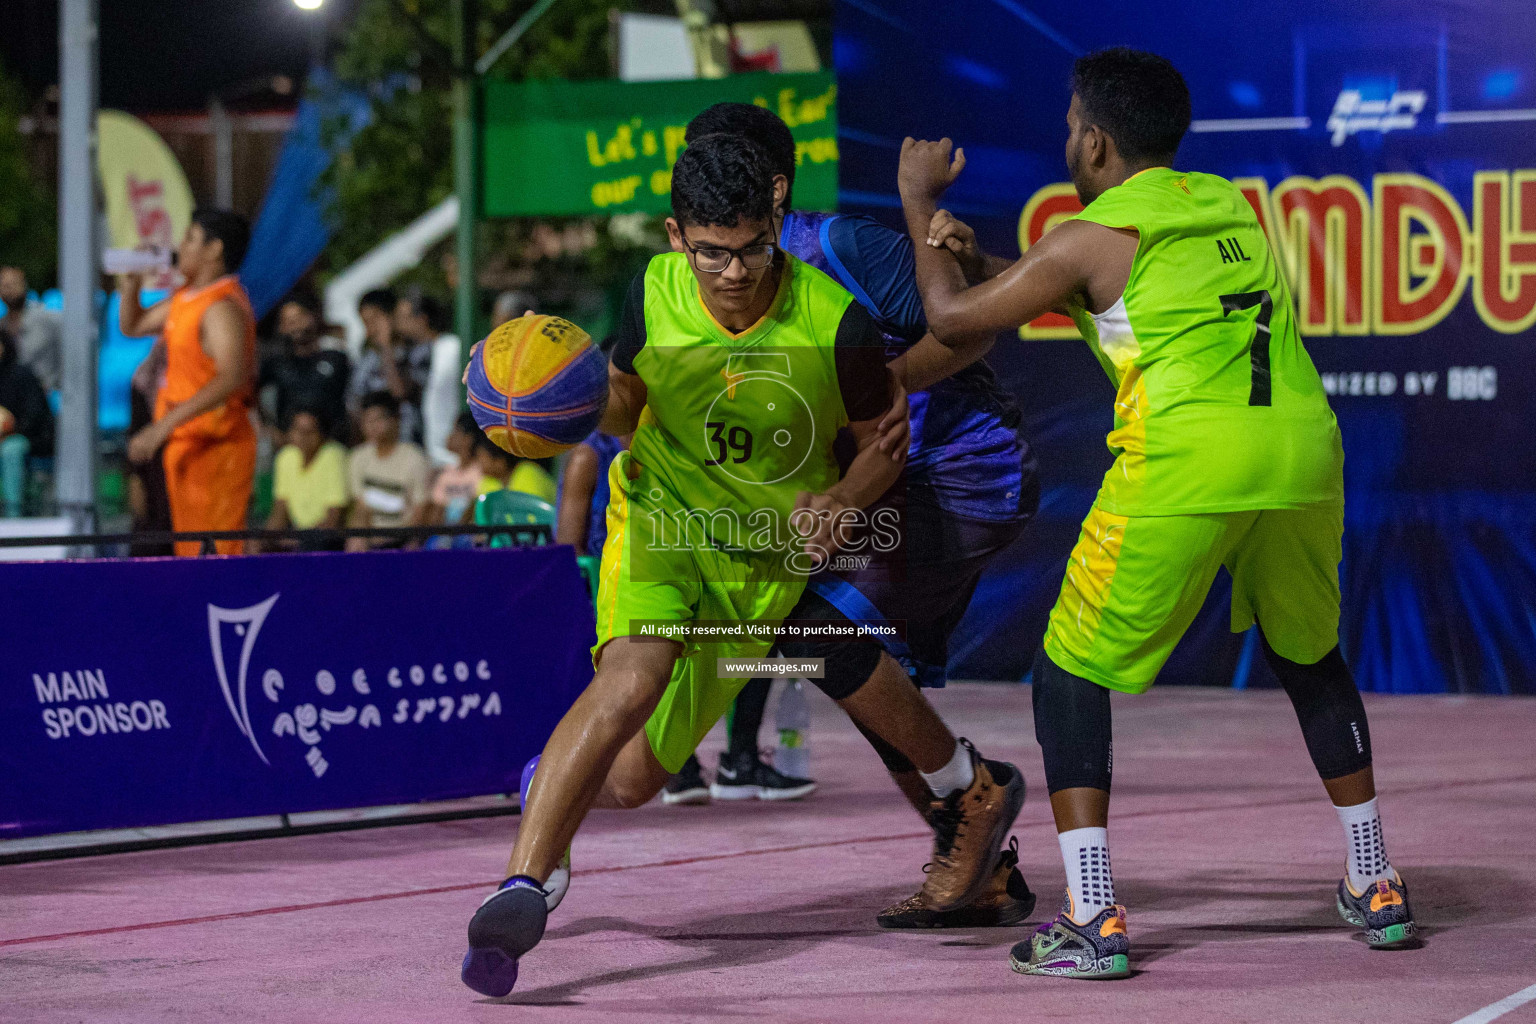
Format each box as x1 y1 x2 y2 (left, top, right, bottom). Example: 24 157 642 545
556 431 628 556
347 390 430 551
474 434 556 504
262 407 349 551
260 291 350 440
0 325 54 517
428 412 484 528
393 290 462 467
0 265 62 393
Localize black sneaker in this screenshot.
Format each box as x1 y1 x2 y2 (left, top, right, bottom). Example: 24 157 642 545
662 754 711 805
710 750 816 801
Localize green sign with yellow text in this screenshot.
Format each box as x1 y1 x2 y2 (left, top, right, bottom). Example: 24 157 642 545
480 71 837 218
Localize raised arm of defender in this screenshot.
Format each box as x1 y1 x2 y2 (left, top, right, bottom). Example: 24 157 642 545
896 137 1136 344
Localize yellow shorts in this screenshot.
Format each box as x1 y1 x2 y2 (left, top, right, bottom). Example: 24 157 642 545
1043 502 1343 693
594 453 804 771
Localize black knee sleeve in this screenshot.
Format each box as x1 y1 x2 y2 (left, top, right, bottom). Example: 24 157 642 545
1032 650 1113 794
777 592 885 701
1263 640 1371 780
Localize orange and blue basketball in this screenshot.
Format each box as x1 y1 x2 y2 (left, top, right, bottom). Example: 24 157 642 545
465 314 608 459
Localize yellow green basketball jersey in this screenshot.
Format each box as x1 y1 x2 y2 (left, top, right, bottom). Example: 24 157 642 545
626 251 855 557
1067 167 1343 516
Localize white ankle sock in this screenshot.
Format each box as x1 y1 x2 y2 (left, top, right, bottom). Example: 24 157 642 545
920 742 974 797
1336 797 1393 892
1059 826 1115 922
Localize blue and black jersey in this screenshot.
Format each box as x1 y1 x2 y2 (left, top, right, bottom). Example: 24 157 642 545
778 210 1037 523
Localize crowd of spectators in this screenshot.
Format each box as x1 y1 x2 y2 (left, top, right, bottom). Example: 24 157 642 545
0 248 558 548
258 396 555 551
248 288 557 552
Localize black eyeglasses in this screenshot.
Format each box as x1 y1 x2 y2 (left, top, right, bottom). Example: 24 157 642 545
679 227 777 273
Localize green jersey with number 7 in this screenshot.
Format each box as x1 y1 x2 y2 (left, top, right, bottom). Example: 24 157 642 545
1066 166 1343 516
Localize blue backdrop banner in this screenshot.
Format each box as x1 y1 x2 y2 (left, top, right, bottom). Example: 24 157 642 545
0 547 594 839
836 0 1536 694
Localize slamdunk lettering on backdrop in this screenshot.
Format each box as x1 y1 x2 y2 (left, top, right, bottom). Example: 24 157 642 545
1016 168 1536 340
208 594 503 778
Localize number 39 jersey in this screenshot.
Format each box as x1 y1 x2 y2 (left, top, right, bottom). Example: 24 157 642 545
610 251 889 549
1066 167 1344 516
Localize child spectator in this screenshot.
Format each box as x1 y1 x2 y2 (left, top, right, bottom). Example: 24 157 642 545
262 406 349 551
474 433 556 504
556 431 628 556
347 288 421 443
430 411 484 526
423 412 484 549
347 390 430 550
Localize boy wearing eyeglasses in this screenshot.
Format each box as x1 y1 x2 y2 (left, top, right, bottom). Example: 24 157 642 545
462 133 1024 997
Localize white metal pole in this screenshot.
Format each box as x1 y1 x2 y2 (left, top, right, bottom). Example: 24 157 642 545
211 95 233 208
56 0 100 535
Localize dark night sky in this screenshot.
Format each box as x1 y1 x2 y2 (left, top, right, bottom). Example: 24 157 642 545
2 0 359 111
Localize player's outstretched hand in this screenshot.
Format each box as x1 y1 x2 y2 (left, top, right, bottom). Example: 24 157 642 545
928 209 985 281
898 137 966 203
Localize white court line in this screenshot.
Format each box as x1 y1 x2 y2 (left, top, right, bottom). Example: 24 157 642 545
1451 982 1536 1024
1190 116 1311 133
1438 109 1536 124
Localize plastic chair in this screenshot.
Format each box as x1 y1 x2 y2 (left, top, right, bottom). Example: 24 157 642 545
575 554 601 604
474 489 555 548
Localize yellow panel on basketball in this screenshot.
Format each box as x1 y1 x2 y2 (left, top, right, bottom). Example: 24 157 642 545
466 314 610 458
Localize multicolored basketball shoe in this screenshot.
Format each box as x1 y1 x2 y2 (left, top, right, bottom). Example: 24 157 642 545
519 756 570 911
1010 896 1131 980
1336 873 1418 949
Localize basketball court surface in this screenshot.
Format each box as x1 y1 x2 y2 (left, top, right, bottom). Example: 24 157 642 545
4 684 1533 1023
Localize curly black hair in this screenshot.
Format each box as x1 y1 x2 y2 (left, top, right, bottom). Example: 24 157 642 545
1072 48 1191 164
685 103 796 210
670 132 777 230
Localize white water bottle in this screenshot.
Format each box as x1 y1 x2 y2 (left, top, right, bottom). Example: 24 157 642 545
102 248 174 275
774 679 811 779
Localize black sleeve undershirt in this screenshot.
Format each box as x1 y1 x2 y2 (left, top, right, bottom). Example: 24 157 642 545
832 301 891 423
612 269 889 423
609 272 647 375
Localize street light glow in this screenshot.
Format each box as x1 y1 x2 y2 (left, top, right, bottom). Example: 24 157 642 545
294 0 323 10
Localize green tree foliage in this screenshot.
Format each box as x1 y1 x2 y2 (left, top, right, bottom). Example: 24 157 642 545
0 59 56 287
321 0 670 319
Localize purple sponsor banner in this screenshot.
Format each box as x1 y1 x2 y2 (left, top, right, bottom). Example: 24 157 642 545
0 547 594 839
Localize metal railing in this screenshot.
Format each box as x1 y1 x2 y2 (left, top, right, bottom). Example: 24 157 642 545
0 522 552 557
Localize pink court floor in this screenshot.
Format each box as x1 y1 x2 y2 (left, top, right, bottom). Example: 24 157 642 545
3 684 1534 1024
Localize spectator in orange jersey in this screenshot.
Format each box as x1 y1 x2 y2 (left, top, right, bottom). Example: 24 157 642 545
119 209 257 556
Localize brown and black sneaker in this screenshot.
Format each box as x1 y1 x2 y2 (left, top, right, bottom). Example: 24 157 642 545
879 836 1037 928
919 740 1026 912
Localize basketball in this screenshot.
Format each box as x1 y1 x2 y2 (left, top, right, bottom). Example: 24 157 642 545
465 313 608 459
0 405 14 439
